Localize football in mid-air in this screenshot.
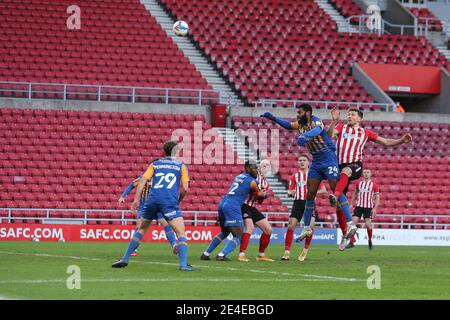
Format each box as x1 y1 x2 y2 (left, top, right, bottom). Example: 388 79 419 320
173 20 189 36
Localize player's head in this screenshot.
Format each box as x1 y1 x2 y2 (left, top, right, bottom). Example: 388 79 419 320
259 159 271 177
163 140 179 157
296 104 312 126
347 108 363 126
363 168 372 179
298 153 310 170
244 160 258 178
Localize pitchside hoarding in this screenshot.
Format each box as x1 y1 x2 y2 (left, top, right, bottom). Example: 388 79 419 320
337 229 450 247
0 223 336 244
1 224 449 246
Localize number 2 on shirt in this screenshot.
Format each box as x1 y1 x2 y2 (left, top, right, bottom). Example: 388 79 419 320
228 182 239 195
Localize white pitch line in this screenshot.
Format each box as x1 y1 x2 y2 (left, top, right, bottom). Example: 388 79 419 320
0 251 364 283
0 277 334 284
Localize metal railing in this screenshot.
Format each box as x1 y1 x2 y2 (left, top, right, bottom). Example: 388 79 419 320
1 208 448 229
345 14 449 37
254 99 395 111
0 81 232 106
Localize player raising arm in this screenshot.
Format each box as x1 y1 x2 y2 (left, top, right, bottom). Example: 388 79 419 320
327 107 411 248
261 104 357 249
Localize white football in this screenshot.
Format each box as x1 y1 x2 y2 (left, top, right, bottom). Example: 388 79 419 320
58 237 66 242
173 20 189 36
32 237 40 242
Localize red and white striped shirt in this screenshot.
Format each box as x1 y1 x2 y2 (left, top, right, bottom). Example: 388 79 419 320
356 179 380 208
289 170 308 201
245 173 269 207
335 123 378 164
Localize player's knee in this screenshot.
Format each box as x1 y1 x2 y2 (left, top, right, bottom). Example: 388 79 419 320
158 218 168 227
342 167 352 177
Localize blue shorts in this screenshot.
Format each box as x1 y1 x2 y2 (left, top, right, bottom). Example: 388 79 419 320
137 200 167 221
139 199 183 221
218 200 244 228
308 153 340 181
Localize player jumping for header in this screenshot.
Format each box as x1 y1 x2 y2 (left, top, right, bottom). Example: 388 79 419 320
261 104 357 249
327 107 412 249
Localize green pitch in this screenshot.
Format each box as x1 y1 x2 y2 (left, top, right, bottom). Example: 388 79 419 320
1 242 449 300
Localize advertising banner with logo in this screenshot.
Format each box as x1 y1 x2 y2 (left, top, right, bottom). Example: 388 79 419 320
249 227 337 245
337 228 450 246
0 224 221 243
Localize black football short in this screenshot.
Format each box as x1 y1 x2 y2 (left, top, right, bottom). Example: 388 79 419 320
353 206 373 219
290 199 317 221
339 161 363 195
241 203 266 223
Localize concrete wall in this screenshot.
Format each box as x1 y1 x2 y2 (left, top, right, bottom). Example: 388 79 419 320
0 98 212 123
352 62 395 109
1 97 449 124
383 0 416 35
408 68 450 114
229 105 450 124
427 1 450 22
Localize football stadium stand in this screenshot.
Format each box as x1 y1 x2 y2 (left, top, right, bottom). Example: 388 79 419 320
0 0 216 103
159 0 447 105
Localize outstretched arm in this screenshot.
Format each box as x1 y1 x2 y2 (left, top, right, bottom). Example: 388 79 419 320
119 181 136 201
297 121 323 146
374 133 412 147
131 177 148 212
327 107 340 138
260 112 294 130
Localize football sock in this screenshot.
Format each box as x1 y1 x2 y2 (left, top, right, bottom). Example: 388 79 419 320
164 225 177 248
239 232 251 254
334 173 349 199
304 228 314 249
285 229 294 251
368 227 373 242
176 236 188 267
337 195 352 222
205 232 225 254
221 237 240 256
349 234 356 244
303 200 315 226
259 233 271 253
336 206 348 235
122 231 143 263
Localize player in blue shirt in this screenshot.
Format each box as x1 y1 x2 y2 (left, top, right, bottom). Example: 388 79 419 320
112 141 193 271
118 175 178 256
261 104 357 245
200 160 266 261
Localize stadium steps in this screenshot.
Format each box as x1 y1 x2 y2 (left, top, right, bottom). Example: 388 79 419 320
140 0 245 107
214 127 258 163
214 127 293 210
315 0 359 33
435 45 450 61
